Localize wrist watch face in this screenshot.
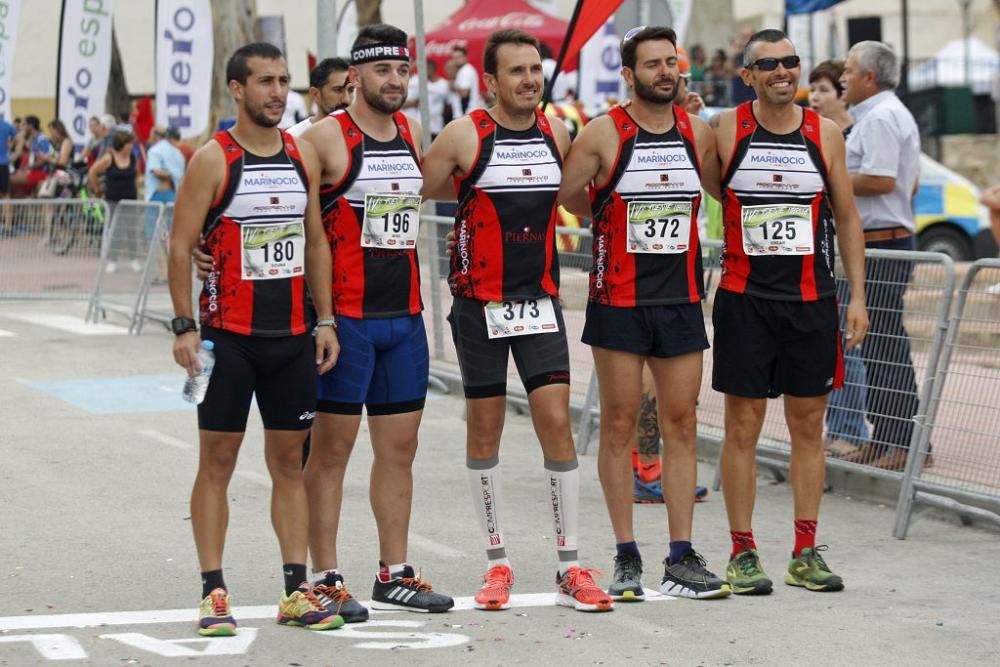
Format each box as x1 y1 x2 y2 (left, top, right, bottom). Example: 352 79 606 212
171 317 196 334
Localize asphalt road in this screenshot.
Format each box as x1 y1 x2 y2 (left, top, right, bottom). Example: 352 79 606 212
0 301 997 666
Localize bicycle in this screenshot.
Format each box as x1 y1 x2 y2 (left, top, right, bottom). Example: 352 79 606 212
47 166 106 256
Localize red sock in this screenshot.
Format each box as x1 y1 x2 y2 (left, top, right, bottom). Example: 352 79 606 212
729 530 756 559
793 519 817 556
631 448 639 472
637 461 661 484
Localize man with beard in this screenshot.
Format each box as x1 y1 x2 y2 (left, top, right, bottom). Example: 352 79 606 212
421 29 612 613
289 58 353 137
557 26 729 601
298 24 454 617
712 29 867 594
168 42 341 636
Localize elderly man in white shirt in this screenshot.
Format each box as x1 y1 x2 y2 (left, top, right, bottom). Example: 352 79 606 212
839 40 922 472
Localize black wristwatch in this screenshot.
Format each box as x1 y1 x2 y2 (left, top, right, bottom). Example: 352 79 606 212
171 316 198 335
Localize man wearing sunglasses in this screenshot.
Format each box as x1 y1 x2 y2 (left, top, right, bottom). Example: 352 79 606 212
710 29 868 594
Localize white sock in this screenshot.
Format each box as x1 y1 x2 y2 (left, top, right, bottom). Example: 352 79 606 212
467 456 508 566
545 458 580 574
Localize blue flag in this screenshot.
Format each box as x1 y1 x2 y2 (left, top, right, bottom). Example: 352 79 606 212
786 0 845 14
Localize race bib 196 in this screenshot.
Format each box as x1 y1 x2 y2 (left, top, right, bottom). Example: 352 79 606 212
626 201 692 254
741 203 814 256
241 220 305 280
484 296 559 339
362 193 421 249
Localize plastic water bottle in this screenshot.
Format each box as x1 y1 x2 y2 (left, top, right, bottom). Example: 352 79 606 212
182 340 215 405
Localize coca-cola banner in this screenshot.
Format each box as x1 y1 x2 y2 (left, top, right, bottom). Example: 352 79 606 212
0 0 21 122
155 0 213 139
56 0 114 148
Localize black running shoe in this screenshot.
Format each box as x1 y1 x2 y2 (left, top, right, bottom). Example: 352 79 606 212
660 551 732 599
370 564 454 613
314 573 370 623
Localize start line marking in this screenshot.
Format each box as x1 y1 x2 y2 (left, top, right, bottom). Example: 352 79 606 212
0 590 674 631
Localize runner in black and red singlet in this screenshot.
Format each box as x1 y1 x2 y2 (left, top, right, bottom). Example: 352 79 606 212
168 42 340 637
711 29 868 596
422 29 612 614
558 26 729 602
299 24 453 618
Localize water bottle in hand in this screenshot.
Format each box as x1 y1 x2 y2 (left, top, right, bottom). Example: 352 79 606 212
182 340 215 405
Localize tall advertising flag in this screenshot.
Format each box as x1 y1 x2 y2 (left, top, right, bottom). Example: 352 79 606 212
156 0 213 139
0 0 21 122
543 0 625 106
57 0 114 148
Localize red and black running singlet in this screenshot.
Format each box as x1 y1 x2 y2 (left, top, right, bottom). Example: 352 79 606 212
589 106 704 307
199 130 310 337
720 102 836 301
449 108 563 301
320 110 423 318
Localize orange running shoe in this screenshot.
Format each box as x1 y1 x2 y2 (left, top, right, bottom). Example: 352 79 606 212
474 564 514 610
556 567 614 612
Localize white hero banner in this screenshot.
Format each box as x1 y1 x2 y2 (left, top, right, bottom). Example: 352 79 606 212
0 0 21 122
57 0 113 147
156 0 213 139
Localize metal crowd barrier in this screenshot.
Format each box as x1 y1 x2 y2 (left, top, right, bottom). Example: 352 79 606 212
0 198 110 300
131 204 177 334
894 258 1000 536
86 200 167 324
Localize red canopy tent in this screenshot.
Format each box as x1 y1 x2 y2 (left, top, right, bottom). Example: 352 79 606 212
422 0 574 83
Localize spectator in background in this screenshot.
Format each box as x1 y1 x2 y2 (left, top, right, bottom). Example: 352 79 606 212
840 40 922 471
46 120 74 170
703 49 730 106
89 129 140 273
808 60 870 460
0 114 16 231
403 59 450 140
145 126 185 207
981 183 1000 246
10 116 50 197
450 44 482 113
83 116 107 167
729 27 756 104
288 57 352 137
688 44 706 81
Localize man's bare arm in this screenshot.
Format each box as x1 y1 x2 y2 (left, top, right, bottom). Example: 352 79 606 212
691 116 722 201
557 118 607 219
823 119 869 348
420 119 470 202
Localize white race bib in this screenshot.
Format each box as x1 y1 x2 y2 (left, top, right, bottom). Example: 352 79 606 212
240 220 305 280
626 201 692 254
741 203 814 256
484 296 559 339
362 193 421 249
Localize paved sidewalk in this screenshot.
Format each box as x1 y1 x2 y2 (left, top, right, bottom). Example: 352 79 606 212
0 301 997 665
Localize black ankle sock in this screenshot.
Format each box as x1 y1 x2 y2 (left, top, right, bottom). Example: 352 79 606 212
201 569 226 598
283 563 307 596
616 541 641 560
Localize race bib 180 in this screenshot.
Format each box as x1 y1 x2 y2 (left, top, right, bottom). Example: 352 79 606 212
241 220 305 280
740 203 814 256
484 297 559 339
626 201 692 254
362 193 421 249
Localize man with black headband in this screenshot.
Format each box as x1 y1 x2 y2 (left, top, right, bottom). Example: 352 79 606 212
299 24 454 616
557 25 729 601
288 57 353 137
422 29 612 614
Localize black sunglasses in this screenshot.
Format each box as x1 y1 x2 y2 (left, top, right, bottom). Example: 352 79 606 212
748 55 801 71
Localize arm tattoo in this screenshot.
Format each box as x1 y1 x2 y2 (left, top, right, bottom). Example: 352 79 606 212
636 391 661 456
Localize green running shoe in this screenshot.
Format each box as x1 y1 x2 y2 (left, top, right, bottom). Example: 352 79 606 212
785 546 844 592
726 549 773 595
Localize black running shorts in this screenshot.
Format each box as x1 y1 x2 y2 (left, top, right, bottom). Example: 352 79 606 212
448 296 570 399
197 327 317 432
582 301 709 358
711 289 843 399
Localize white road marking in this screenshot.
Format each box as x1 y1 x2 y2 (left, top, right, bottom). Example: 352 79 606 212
100 629 259 657
0 329 15 337
408 532 468 559
319 620 467 650
7 313 127 335
0 590 675 631
0 634 87 660
137 429 192 450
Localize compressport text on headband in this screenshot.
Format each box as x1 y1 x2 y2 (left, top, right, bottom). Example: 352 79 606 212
350 44 410 65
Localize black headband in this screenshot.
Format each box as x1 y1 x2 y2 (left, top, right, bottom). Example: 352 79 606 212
351 43 410 65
